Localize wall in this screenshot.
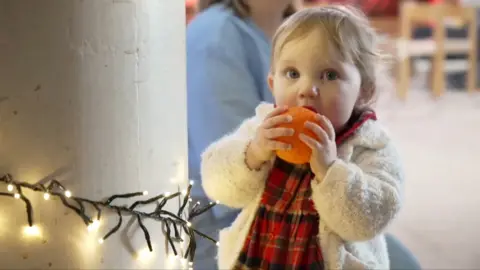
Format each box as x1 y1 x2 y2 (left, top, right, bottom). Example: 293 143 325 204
0 0 187 268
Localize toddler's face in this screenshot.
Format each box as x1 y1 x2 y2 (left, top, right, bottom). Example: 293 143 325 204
268 29 361 133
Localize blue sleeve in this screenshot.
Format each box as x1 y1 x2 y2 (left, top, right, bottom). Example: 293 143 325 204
187 45 263 175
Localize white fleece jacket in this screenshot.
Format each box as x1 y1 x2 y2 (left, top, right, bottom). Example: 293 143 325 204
201 102 404 270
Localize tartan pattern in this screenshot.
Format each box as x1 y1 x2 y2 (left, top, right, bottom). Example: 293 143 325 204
233 110 377 270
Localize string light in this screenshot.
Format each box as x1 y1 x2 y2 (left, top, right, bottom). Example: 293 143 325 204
0 174 218 263
180 258 188 267
166 254 178 268
23 225 41 237
137 246 154 262
87 219 101 232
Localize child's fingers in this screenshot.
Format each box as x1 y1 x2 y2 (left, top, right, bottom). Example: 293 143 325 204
264 127 294 139
304 121 329 144
299 133 322 151
262 114 292 129
264 105 289 119
316 114 335 141
266 140 291 151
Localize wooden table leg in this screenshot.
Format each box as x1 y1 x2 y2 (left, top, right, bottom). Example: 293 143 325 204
397 49 411 100
432 17 446 98
467 11 477 93
396 10 411 100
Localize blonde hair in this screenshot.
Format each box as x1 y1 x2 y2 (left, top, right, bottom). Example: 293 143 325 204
198 0 296 19
271 5 391 108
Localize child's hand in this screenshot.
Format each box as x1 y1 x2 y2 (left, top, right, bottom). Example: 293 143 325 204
299 114 337 180
246 106 294 167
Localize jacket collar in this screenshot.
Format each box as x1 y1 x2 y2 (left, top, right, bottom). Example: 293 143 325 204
349 119 390 149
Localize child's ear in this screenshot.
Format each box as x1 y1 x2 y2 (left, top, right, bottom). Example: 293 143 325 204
267 72 274 92
356 84 375 108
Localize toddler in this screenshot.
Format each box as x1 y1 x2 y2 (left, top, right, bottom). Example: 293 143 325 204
200 5 404 270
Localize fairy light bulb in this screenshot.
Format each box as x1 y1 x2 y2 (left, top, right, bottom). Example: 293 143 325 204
181 189 187 195
43 193 50 200
186 222 192 227
7 184 13 192
14 193 20 199
143 190 148 196
23 225 41 237
180 258 188 267
98 238 104 244
64 190 72 198
87 219 101 232
164 192 171 197
136 247 154 262
189 180 194 186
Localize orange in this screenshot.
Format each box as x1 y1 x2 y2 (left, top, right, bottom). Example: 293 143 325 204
275 106 320 165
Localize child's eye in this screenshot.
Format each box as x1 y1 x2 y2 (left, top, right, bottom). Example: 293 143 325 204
285 69 300 79
321 70 339 81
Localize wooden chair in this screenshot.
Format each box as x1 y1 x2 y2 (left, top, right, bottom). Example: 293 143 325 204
396 2 477 99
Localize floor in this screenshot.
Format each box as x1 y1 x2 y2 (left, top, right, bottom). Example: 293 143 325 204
375 78 480 269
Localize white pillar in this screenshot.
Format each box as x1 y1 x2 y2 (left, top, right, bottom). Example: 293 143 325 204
0 0 187 268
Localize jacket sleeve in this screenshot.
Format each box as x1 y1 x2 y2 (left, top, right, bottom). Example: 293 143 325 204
201 104 274 209
310 143 404 241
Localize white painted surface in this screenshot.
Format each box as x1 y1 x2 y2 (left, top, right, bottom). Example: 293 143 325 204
376 89 480 269
461 0 480 6
0 0 186 268
415 59 470 73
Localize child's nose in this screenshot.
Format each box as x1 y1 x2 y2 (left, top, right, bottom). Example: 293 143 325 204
299 85 319 99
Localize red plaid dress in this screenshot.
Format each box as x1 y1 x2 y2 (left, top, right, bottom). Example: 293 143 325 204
233 110 377 270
